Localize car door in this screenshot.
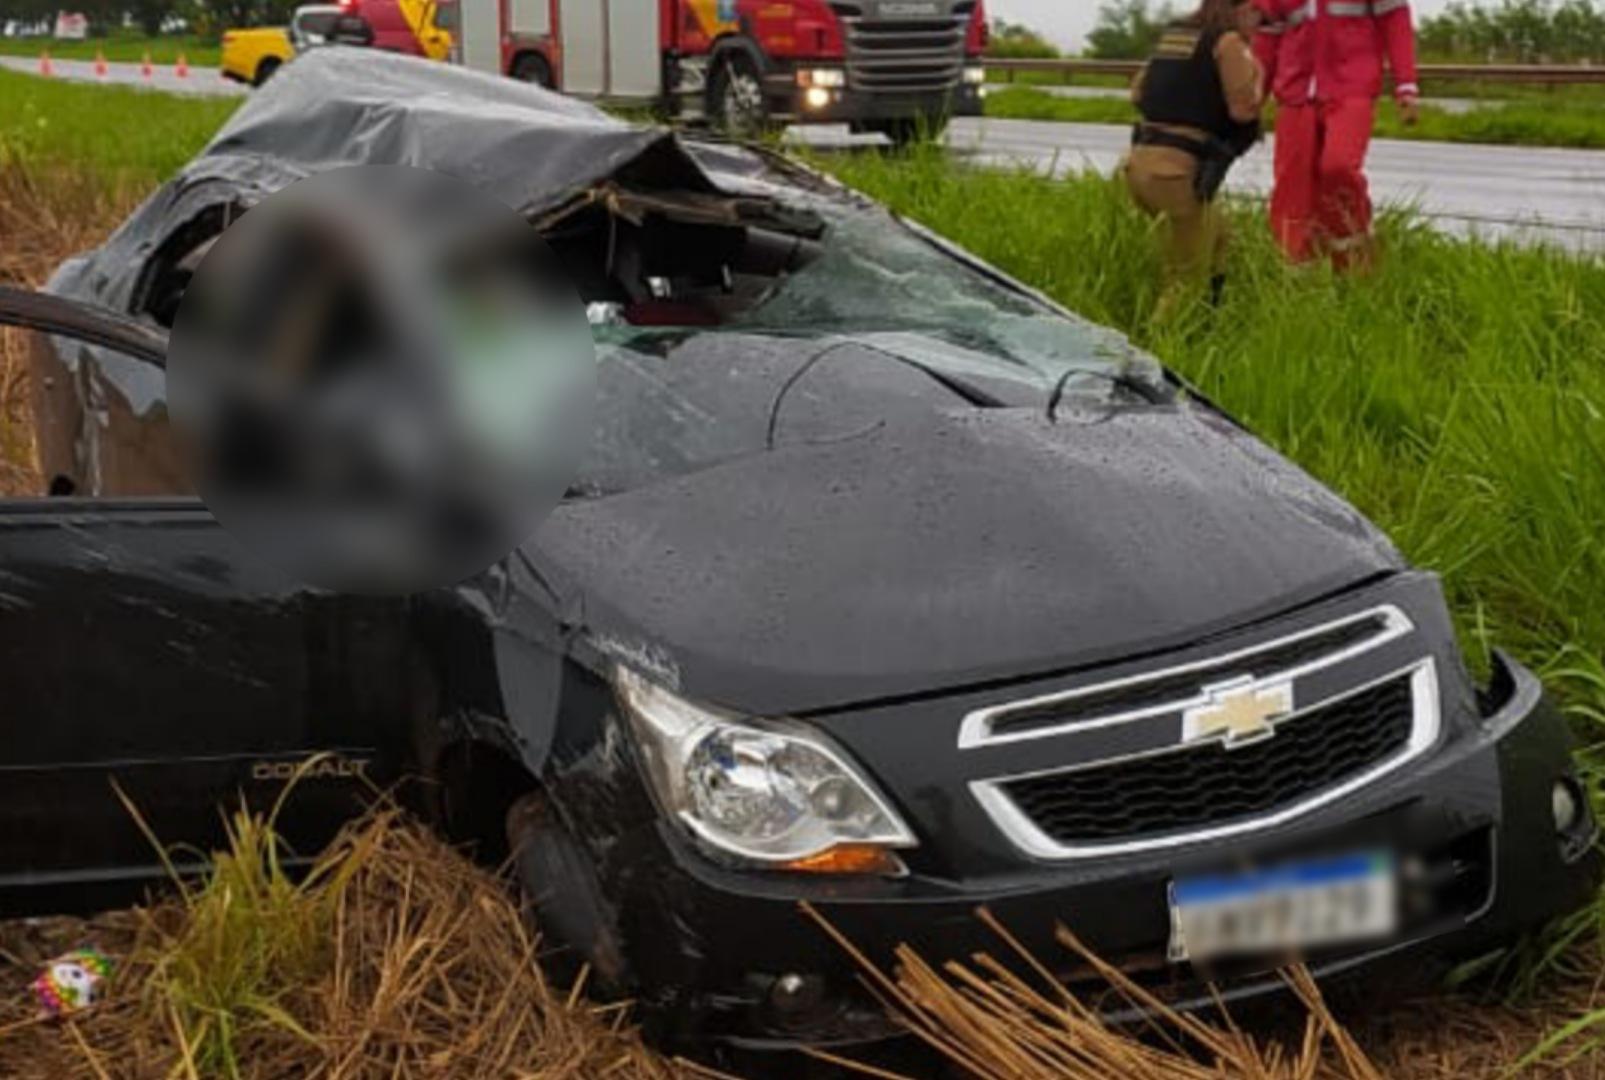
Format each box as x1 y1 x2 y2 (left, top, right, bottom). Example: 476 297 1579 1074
0 288 428 917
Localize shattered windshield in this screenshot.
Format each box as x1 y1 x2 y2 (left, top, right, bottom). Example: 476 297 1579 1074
731 204 1157 391
576 194 1169 496
596 195 1162 397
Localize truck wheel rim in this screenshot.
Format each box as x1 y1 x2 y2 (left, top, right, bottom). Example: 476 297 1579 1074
722 70 765 132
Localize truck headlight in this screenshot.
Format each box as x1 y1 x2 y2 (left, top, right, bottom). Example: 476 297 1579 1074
963 65 986 85
798 67 846 89
615 666 916 872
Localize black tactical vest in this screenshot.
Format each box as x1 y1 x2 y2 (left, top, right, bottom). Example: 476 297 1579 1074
1137 24 1258 146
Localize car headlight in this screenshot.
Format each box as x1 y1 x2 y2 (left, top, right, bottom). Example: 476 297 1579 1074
963 65 986 85
614 666 916 872
798 67 847 89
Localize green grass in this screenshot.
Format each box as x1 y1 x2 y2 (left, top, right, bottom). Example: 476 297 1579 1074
125 792 344 1076
986 67 1132 90
0 68 239 187
1396 99 1605 149
1422 80 1605 105
0 30 220 66
820 145 1605 742
984 86 1138 125
984 85 1605 150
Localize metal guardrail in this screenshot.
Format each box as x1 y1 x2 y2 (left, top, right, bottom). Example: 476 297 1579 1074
987 57 1605 87
987 59 1142 81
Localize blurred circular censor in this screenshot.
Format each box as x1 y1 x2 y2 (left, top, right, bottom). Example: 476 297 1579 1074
168 165 596 595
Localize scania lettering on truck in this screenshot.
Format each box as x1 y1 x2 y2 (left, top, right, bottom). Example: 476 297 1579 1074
453 0 988 142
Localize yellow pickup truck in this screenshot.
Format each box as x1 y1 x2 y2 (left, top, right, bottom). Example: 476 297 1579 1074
222 0 449 88
220 24 292 86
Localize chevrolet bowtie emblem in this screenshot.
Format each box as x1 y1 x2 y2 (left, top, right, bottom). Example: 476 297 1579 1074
1182 676 1295 748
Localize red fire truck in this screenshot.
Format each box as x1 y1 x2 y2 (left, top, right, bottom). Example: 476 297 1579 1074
451 0 988 142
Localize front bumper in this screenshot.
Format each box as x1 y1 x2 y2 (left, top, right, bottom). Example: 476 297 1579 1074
762 72 985 124
578 651 1598 1054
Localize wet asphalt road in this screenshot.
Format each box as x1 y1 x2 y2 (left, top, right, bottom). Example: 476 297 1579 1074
10 56 1605 250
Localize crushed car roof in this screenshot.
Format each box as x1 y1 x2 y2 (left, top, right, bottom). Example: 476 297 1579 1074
201 46 723 212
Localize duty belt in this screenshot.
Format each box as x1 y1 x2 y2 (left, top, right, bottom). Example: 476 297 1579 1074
1131 125 1241 202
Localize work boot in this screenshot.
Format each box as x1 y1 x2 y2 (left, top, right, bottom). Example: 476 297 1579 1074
1327 232 1376 275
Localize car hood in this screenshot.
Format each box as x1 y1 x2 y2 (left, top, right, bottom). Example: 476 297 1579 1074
531 396 1403 716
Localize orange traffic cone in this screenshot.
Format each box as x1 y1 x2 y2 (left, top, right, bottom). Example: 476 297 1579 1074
141 50 153 79
93 48 107 79
38 49 53 77
174 52 189 78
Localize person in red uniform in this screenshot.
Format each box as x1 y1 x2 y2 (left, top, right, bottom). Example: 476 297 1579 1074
1253 0 1420 267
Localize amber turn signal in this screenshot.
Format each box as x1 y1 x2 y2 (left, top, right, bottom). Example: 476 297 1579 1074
778 844 904 876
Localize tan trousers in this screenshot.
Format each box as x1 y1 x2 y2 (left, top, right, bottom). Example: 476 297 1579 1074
1124 145 1227 288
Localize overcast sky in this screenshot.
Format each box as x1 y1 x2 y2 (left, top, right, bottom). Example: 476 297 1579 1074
994 0 1458 50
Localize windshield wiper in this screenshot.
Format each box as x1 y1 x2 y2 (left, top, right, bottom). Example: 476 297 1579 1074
1047 366 1167 422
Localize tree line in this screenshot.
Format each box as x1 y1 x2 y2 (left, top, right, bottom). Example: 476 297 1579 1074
1418 0 1605 62
987 17 1061 58
1074 0 1605 62
0 0 301 37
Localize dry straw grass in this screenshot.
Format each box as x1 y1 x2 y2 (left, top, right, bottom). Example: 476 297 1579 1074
804 902 1383 1080
0 159 148 495
2 799 1599 1080
0 324 38 496
0 803 700 1080
807 900 1605 1079
0 162 141 289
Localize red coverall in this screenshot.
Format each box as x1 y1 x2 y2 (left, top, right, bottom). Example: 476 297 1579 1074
1253 0 1419 264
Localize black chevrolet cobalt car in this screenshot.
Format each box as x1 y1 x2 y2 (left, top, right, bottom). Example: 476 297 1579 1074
4 51 1598 1056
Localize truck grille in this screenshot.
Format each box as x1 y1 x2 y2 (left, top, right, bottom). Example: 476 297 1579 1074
999 672 1417 846
837 14 968 95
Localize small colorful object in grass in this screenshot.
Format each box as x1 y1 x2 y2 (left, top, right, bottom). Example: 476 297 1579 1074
30 948 112 1018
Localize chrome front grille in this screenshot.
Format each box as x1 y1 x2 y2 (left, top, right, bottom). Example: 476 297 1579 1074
964 606 1442 859
999 671 1417 845
959 608 1410 749
838 15 968 95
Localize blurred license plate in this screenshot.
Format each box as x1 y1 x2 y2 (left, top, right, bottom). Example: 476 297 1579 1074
1168 852 1396 963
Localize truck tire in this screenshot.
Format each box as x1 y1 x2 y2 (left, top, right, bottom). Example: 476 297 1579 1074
709 54 771 138
872 115 949 148
510 51 553 89
505 792 629 994
253 57 281 87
